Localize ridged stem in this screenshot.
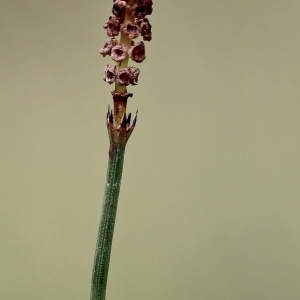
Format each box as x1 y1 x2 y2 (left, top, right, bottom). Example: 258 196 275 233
90 143 126 300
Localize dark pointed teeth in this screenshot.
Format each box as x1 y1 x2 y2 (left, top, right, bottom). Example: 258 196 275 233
127 113 131 125
109 110 114 124
121 113 127 127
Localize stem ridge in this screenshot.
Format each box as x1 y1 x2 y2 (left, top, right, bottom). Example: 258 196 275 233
90 144 126 300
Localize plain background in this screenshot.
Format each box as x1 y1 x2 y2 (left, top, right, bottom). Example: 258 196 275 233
1 1 300 299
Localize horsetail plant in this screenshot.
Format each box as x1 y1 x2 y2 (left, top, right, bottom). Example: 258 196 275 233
90 1 153 299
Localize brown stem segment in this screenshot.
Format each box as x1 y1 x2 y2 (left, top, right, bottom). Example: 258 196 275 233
111 91 132 128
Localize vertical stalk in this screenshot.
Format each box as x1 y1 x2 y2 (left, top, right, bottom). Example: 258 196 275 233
90 144 126 300
91 1 153 299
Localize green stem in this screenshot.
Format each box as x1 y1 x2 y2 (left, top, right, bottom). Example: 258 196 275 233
90 143 126 300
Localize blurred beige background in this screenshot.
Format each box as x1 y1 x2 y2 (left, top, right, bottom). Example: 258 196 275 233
1 1 300 299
